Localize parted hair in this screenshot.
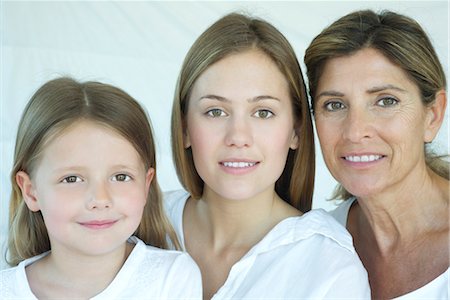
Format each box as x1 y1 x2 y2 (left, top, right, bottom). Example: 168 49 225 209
304 9 449 199
171 12 315 212
8 77 180 266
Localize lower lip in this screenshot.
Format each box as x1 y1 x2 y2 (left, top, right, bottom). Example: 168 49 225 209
219 162 259 175
79 220 117 229
341 156 385 169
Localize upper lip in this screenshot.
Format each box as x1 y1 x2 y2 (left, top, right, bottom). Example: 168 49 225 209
219 158 259 163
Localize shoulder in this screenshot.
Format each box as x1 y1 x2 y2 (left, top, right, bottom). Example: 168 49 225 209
162 189 189 217
0 254 46 298
328 197 356 227
267 208 357 253
130 236 198 273
130 237 202 299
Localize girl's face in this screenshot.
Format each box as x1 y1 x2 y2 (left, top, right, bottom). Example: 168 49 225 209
314 48 441 198
18 120 153 257
185 49 299 201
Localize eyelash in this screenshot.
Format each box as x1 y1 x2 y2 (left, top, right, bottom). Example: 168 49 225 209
323 101 346 112
377 97 399 107
253 109 274 119
61 175 82 183
205 108 275 118
206 108 226 118
60 174 132 183
112 174 132 182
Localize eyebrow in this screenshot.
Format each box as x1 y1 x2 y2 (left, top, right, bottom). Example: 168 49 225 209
366 84 407 94
316 84 407 99
198 94 280 103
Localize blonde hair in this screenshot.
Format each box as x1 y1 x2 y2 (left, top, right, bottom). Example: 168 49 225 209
171 12 315 212
8 77 180 266
304 9 449 200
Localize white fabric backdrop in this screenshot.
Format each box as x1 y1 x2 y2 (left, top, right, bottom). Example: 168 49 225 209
1 1 448 269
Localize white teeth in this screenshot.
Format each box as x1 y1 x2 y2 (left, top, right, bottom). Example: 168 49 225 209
223 162 256 168
345 155 381 162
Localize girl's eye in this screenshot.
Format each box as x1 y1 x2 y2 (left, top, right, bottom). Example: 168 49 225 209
253 109 274 119
377 97 398 107
324 101 346 111
112 174 131 182
206 108 226 118
62 176 82 183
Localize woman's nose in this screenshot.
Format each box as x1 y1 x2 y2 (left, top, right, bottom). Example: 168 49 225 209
224 116 253 148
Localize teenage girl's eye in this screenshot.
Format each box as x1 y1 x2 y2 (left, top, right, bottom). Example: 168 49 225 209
61 176 82 183
324 101 346 111
253 109 274 119
206 108 226 118
112 174 131 182
377 97 399 107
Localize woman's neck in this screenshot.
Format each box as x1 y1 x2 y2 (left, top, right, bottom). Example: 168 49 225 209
188 186 300 251
351 167 449 250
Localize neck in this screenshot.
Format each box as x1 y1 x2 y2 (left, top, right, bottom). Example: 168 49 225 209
353 166 449 251
36 242 133 297
192 186 300 251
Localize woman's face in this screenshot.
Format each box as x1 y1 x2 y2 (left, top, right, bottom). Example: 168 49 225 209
185 49 298 201
314 48 439 198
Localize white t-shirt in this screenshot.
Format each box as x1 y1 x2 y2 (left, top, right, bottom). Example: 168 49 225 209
164 189 371 299
331 198 449 299
0 236 202 299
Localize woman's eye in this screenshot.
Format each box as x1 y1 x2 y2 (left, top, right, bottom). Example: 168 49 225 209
206 108 226 118
377 97 398 107
324 101 346 111
62 176 82 183
253 109 274 119
112 174 131 182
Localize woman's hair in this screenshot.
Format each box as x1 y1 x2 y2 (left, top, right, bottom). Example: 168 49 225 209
171 12 315 212
8 77 180 266
304 9 449 199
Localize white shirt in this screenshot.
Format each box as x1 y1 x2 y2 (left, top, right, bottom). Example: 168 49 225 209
164 189 371 299
331 198 450 299
0 236 202 299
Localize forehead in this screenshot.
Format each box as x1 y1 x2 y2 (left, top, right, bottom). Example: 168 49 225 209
191 49 290 99
318 48 418 92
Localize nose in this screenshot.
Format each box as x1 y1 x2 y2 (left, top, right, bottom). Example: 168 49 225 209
87 181 112 210
224 115 253 148
342 108 374 143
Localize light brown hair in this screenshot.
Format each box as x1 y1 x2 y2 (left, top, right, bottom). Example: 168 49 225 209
304 9 449 199
171 12 315 212
8 77 180 266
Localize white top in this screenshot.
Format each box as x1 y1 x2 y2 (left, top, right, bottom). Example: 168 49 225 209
0 236 202 300
331 197 450 299
164 189 371 299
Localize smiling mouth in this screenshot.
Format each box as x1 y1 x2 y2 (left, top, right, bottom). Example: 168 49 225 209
344 155 384 162
221 161 258 168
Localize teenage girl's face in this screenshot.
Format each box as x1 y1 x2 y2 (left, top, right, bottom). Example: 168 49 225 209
185 49 299 201
18 120 153 257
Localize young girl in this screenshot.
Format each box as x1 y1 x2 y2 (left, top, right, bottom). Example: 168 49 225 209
1 77 202 299
166 12 370 299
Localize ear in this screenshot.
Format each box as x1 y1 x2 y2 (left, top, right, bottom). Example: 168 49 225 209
184 129 191 148
16 171 40 212
424 89 447 143
289 129 299 150
145 168 155 195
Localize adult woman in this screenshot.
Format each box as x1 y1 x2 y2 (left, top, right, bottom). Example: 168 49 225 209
166 12 370 299
305 10 449 299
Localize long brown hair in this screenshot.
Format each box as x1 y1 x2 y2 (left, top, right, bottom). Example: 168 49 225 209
171 12 315 212
8 77 180 266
